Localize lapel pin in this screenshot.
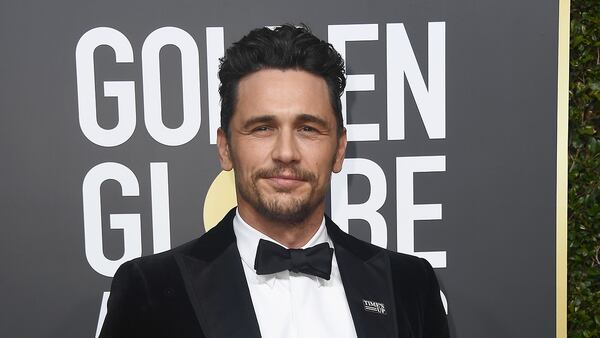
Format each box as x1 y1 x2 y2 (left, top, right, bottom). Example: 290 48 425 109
362 299 387 315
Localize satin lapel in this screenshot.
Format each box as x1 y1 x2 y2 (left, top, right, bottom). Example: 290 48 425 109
327 218 405 338
175 210 261 338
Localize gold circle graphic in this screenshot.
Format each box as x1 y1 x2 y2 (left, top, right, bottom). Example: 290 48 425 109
203 170 237 232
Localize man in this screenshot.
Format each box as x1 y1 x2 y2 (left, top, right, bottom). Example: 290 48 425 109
100 24 449 338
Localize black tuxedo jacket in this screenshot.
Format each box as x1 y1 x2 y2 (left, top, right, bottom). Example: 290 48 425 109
100 208 449 338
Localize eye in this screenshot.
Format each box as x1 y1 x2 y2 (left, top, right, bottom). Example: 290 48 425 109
299 125 317 133
251 125 274 135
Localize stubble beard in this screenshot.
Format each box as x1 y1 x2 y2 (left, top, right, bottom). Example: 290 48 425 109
234 163 329 225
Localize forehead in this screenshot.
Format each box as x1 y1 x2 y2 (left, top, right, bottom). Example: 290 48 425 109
234 69 334 123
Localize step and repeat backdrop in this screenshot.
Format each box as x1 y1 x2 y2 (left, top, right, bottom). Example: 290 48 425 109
1 0 567 337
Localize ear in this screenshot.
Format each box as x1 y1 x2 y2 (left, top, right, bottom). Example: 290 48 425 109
332 128 347 173
217 128 233 171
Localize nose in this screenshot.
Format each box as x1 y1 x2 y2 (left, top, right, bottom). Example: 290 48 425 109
271 128 301 164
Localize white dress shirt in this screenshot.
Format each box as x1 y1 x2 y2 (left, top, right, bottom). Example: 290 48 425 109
233 210 358 338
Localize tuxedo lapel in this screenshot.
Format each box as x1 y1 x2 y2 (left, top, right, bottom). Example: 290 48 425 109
171 210 410 338
175 209 261 338
326 217 407 338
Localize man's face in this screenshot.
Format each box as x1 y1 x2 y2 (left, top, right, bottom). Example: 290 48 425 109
217 69 347 224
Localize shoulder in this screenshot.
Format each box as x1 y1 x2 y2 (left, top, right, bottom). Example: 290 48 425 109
110 237 198 291
327 218 437 289
118 208 237 276
327 216 431 275
101 234 213 337
387 250 437 285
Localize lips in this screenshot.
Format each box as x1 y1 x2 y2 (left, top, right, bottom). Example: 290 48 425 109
255 166 315 191
264 175 306 190
258 170 307 190
266 174 305 181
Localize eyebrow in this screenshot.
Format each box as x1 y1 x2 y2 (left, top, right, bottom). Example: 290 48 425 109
241 113 330 130
241 115 277 129
296 114 329 129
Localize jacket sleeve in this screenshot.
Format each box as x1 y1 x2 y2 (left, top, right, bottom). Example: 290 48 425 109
419 258 450 338
99 260 156 338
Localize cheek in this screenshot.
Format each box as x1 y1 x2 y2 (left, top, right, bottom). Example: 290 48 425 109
239 139 272 160
314 149 337 170
232 142 262 166
310 158 335 183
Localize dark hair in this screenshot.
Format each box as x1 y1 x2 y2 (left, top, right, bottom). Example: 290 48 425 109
218 24 346 137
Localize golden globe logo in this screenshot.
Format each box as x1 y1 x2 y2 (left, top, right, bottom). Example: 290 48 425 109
203 170 237 231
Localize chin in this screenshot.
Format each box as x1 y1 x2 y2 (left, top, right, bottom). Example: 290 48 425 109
257 197 315 225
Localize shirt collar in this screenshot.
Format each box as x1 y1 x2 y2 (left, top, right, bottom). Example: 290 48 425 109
232 209 333 287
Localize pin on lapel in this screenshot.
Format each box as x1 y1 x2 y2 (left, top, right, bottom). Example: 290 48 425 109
362 299 387 315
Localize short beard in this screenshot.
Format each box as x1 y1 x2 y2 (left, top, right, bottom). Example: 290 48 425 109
235 163 325 225
252 192 317 225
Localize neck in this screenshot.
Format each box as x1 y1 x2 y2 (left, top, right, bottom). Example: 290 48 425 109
237 202 324 248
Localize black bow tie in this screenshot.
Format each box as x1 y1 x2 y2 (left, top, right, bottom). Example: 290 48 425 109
254 239 334 280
